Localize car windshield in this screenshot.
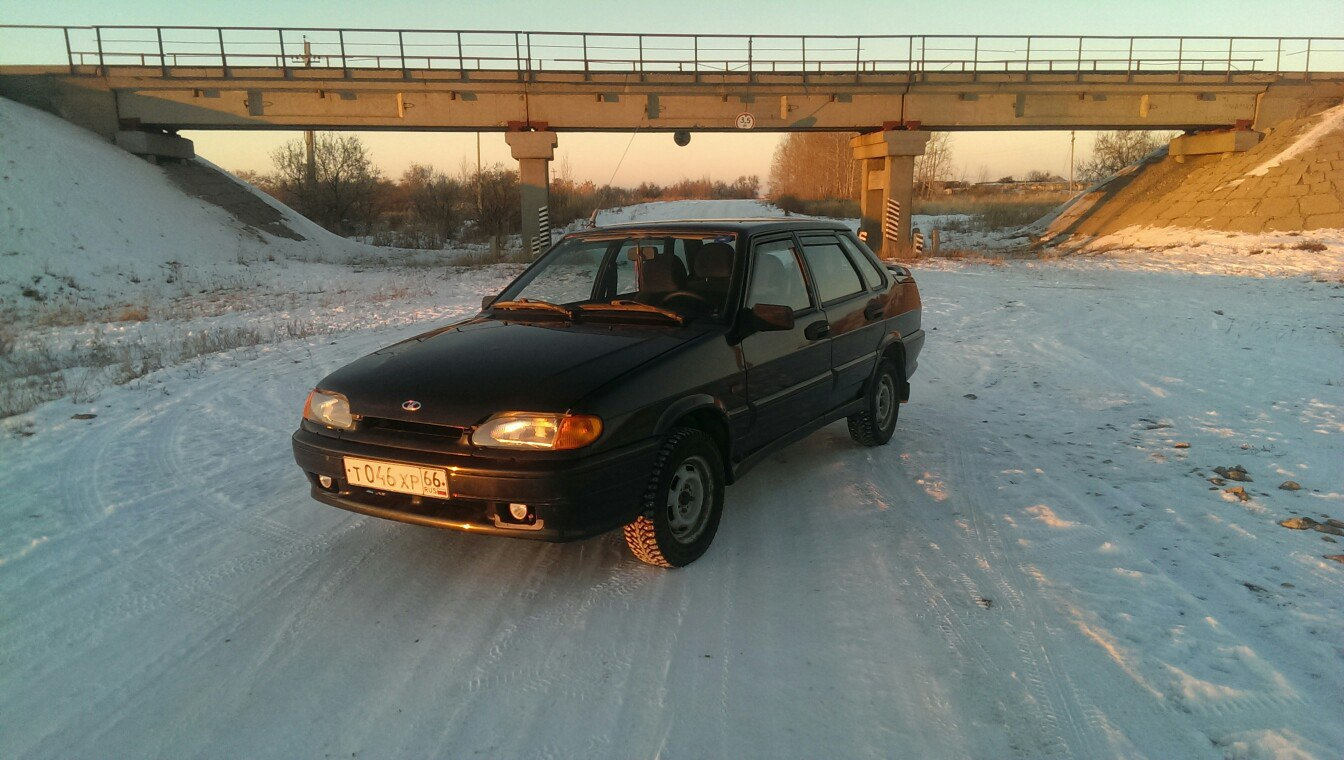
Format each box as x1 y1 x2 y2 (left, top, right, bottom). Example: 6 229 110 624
496 232 740 323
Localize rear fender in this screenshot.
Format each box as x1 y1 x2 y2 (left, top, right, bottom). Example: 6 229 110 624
875 334 912 402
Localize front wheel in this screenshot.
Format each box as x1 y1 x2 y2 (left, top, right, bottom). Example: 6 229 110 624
847 358 900 447
623 427 725 567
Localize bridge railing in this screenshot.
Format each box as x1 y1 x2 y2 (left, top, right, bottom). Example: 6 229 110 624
2 25 1341 81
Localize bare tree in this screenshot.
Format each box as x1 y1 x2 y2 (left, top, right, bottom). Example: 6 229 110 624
768 133 857 199
470 164 521 239
270 133 383 234
1078 130 1174 183
1025 169 1063 182
913 132 954 198
401 164 465 246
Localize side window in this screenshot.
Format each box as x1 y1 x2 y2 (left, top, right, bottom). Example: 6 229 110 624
837 234 886 291
799 238 865 304
747 239 812 313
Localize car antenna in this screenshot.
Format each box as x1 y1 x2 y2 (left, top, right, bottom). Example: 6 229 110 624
587 119 644 229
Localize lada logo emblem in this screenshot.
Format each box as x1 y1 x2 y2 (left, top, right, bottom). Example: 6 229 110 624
402 400 422 412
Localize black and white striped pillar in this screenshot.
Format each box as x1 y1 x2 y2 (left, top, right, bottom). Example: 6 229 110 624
883 199 901 251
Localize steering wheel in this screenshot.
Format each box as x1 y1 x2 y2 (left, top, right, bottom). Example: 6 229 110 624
660 291 709 310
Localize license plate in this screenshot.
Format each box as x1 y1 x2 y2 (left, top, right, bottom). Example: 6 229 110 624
343 457 450 499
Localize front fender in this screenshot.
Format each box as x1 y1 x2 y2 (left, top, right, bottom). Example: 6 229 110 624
654 393 729 436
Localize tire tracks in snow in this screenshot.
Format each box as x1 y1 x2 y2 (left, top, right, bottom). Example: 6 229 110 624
875 415 1116 758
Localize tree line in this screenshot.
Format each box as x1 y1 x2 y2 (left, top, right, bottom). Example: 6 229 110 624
766 129 1174 204
237 133 759 248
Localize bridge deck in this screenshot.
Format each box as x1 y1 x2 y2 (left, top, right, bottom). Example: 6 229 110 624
1 26 1341 133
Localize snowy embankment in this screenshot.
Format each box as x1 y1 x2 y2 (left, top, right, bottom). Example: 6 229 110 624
0 97 512 416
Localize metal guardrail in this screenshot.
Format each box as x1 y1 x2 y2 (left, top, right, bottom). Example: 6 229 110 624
1 25 1341 83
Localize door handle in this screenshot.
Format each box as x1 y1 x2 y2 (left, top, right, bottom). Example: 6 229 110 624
804 320 830 340
864 300 884 321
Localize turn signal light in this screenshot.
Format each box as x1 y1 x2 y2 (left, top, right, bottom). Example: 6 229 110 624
555 415 603 450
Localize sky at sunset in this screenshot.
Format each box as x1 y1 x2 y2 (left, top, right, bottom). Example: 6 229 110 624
4 1 1340 187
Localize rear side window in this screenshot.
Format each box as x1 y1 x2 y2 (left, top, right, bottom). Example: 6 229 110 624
799 238 865 304
837 235 886 290
747 239 812 313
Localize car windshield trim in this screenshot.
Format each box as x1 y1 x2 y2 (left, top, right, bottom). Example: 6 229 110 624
575 299 686 325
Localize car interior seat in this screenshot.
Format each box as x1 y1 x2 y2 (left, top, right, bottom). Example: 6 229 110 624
685 242 734 310
752 252 808 311
633 246 687 303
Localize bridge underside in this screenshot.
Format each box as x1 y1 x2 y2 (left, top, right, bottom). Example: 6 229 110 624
3 65 1341 259
2 66 1342 136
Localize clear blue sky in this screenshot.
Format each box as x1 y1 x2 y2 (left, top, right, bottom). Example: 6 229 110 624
4 1 1341 186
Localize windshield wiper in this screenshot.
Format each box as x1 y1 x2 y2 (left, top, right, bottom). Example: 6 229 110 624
490 298 574 319
576 300 685 325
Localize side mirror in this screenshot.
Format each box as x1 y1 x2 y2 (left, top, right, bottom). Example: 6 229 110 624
750 303 795 332
481 294 498 310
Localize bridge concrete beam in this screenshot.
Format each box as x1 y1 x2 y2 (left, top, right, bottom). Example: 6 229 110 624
114 129 196 161
6 66 1339 133
505 130 558 256
851 130 931 259
1168 129 1263 162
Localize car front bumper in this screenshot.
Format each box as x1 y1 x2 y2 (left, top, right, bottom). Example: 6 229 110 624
291 428 658 542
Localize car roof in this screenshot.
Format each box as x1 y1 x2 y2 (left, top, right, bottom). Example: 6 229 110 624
570 217 854 236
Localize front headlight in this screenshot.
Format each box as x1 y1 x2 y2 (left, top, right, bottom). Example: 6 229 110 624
471 412 603 450
303 389 354 430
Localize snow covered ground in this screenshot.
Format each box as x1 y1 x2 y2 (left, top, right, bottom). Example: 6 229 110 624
3 97 1343 759
4 256 1342 759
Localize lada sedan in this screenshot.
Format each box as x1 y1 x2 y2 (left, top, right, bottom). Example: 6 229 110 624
293 219 924 567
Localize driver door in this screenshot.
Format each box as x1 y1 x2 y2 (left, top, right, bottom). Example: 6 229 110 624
738 235 833 454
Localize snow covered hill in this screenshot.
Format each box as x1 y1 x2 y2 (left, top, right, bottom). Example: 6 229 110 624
0 98 380 310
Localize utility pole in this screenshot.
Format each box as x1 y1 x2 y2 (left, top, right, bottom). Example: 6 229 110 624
303 38 317 195
1069 131 1076 190
475 131 484 220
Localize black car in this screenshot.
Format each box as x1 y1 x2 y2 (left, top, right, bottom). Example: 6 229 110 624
292 219 924 567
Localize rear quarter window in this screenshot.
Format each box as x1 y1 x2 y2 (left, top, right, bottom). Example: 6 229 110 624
837 234 887 290
799 237 865 304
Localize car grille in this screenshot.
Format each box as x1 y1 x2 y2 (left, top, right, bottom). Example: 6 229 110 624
359 416 468 441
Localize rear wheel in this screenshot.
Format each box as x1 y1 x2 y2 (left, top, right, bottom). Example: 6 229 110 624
623 427 725 567
847 358 900 447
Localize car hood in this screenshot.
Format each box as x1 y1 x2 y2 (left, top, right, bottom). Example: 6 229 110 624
318 317 701 427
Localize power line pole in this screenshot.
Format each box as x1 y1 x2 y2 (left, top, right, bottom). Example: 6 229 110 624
303 38 317 195
475 131 484 220
1069 130 1076 190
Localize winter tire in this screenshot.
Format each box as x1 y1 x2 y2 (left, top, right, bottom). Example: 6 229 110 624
847 358 900 447
623 427 725 567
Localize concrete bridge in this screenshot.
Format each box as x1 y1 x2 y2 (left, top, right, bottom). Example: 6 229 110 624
3 25 1342 255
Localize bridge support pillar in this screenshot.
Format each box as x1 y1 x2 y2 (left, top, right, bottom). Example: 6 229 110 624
506 130 559 257
850 130 931 259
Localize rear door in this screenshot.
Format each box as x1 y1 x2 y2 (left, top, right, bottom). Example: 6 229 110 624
738 234 833 454
797 232 888 409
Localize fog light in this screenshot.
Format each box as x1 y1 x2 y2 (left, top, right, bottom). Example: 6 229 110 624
318 475 334 489
509 502 529 521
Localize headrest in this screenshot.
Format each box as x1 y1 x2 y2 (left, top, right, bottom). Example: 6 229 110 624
627 245 660 262
637 253 687 293
692 242 734 279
